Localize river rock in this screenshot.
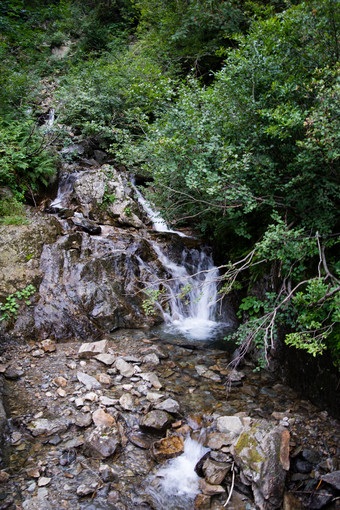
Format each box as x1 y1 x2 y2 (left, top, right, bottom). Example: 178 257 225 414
155 398 180 414
0 470 9 483
95 353 116 365
232 422 290 509
322 470 340 490
115 358 135 378
4 364 24 380
92 408 116 427
72 217 101 235
99 463 119 482
194 494 211 509
77 371 101 390
151 435 184 462
141 372 162 389
84 426 120 458
142 353 160 365
40 339 56 353
27 418 68 437
207 432 234 450
100 396 118 406
119 393 134 411
77 482 98 497
202 457 230 485
198 479 225 496
140 410 173 432
78 339 109 359
216 416 245 436
195 365 221 382
128 432 152 449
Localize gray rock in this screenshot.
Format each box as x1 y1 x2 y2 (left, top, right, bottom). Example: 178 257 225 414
119 393 134 411
140 410 173 431
77 371 101 390
322 470 340 490
207 432 234 450
195 365 221 382
95 353 116 365
84 426 120 459
77 482 98 497
99 463 119 482
216 416 244 436
27 418 68 437
198 479 225 496
78 340 109 359
72 217 101 235
203 458 230 485
142 353 160 365
115 358 135 378
4 364 24 379
155 398 180 414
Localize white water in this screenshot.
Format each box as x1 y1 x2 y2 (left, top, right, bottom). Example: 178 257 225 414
146 436 209 510
50 173 79 210
132 183 188 237
47 108 55 127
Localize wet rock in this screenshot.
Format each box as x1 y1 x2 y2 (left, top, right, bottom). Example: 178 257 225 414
195 365 221 382
37 477 51 487
202 457 230 485
27 418 68 437
301 449 322 465
227 369 245 387
119 393 134 411
59 449 77 466
194 494 211 509
92 408 116 427
216 416 245 437
56 387 66 397
4 364 24 380
115 358 135 378
232 423 290 510
155 398 180 414
283 492 303 510
78 340 109 359
142 353 160 365
146 391 163 403
84 426 121 459
100 396 118 407
99 463 119 482
210 451 232 463
141 372 162 389
77 371 101 390
308 490 333 510
53 376 67 387
140 410 173 432
295 459 313 474
96 373 112 385
198 479 225 496
76 482 98 497
72 412 92 428
322 470 340 490
128 432 152 449
207 432 234 450
151 435 184 462
72 217 101 235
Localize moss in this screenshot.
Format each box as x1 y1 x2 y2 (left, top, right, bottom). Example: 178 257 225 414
235 429 265 472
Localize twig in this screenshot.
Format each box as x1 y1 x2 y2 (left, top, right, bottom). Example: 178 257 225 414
224 462 235 507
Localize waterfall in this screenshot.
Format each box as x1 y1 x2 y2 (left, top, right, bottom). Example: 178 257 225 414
133 184 229 342
50 172 79 210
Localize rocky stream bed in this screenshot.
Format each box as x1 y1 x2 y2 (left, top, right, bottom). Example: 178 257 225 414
0 332 339 510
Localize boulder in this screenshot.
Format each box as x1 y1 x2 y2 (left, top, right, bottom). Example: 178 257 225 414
202 457 230 485
78 340 109 359
232 422 290 510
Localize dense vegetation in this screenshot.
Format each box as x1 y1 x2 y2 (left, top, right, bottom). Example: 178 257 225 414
1 0 339 369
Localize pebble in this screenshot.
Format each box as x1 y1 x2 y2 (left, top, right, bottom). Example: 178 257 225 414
37 477 51 487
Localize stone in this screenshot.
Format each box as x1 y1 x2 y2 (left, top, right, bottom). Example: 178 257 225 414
53 376 67 388
308 490 333 510
146 391 164 403
207 433 234 450
59 449 77 466
40 339 56 353
140 410 173 432
0 470 9 482
27 418 67 437
209 451 232 463
96 373 112 385
100 396 118 407
283 492 303 510
95 353 116 366
84 392 98 402
119 393 134 411
78 340 109 359
115 358 135 378
92 408 116 427
322 470 340 490
77 371 101 390
76 482 98 497
141 372 162 389
37 477 51 487
301 449 322 465
99 463 119 482
194 494 211 509
232 422 290 510
195 365 221 382
203 458 230 485
198 479 225 496
142 353 160 364
32 349 45 358
295 459 313 473
56 388 66 397
155 398 180 414
128 432 152 449
216 416 244 436
72 217 101 235
84 426 120 459
5 364 24 379
151 436 184 462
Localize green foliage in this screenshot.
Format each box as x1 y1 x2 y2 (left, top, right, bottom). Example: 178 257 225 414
0 196 27 225
0 284 36 322
142 288 165 316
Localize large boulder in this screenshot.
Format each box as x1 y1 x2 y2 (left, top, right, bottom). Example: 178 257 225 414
232 421 290 510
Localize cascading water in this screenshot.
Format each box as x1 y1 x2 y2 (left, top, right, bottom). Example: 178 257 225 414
146 435 209 510
134 184 231 342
